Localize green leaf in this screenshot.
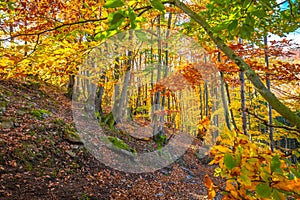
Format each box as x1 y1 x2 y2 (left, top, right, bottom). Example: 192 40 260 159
291 168 300 178
239 174 251 186
104 0 125 8
213 23 227 32
272 189 285 200
108 12 124 30
271 155 281 173
8 2 15 10
150 0 165 12
245 15 255 26
116 31 128 41
242 0 252 8
135 30 148 41
238 24 253 39
128 8 137 29
228 20 238 31
83 3 90 9
224 152 236 170
251 9 266 18
256 183 271 198
260 0 272 11
260 168 271 182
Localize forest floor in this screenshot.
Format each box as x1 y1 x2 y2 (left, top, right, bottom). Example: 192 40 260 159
0 78 223 200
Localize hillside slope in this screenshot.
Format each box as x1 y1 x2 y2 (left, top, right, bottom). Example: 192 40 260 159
0 78 221 200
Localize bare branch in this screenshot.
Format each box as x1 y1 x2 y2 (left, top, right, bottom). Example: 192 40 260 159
0 18 107 42
246 109 300 133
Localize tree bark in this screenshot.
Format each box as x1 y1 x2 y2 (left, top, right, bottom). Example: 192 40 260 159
264 35 275 152
220 71 231 130
240 70 248 135
160 12 172 131
225 81 238 131
152 15 163 138
204 81 209 117
115 32 133 123
239 38 248 136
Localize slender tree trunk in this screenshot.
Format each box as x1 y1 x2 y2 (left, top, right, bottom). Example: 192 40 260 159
218 51 231 130
159 12 172 134
203 53 209 118
264 36 274 152
199 85 203 120
240 70 248 136
204 81 209 117
116 50 132 123
152 15 163 138
150 24 154 107
239 39 248 136
248 85 252 130
67 75 75 99
220 71 231 130
112 57 121 115
225 82 238 130
115 32 133 123
95 71 106 118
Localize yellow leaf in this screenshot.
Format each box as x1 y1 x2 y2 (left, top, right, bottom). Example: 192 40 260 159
274 180 295 191
208 189 216 200
226 181 236 191
214 145 232 153
230 190 239 199
203 174 214 189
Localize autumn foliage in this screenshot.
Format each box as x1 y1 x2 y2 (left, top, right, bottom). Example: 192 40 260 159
1 0 300 199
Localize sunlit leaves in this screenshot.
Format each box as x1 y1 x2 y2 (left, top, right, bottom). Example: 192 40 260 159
271 155 281 173
207 129 300 199
256 183 271 198
135 30 148 41
272 188 286 200
224 152 237 170
150 0 165 13
203 175 216 199
104 0 125 8
128 8 137 29
108 11 125 30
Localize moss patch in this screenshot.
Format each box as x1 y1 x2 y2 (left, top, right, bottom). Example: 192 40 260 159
107 136 136 154
30 109 51 120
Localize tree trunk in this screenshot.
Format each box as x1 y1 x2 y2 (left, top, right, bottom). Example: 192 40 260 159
199 85 203 120
116 50 132 123
95 71 106 118
239 39 248 136
220 71 231 130
204 81 209 117
240 70 248 135
67 74 75 99
160 12 172 133
225 81 238 131
264 35 275 152
152 15 163 138
112 57 121 116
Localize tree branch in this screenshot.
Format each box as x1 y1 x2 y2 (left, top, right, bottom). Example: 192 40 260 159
1 18 107 42
246 109 300 133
